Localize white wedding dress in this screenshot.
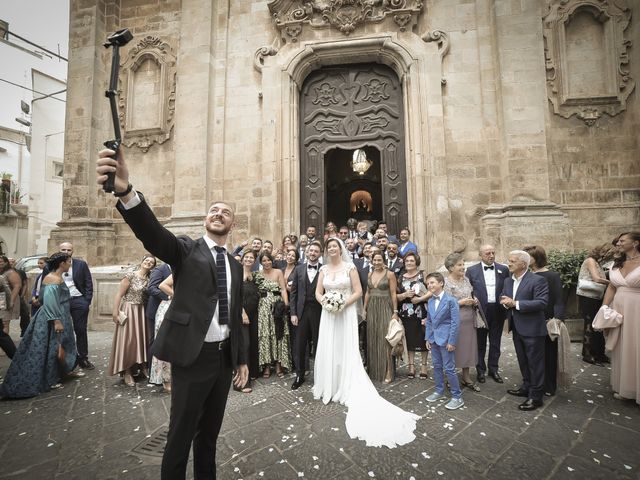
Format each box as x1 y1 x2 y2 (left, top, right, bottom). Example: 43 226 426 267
312 263 420 448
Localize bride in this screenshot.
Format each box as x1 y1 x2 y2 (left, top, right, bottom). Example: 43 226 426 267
313 237 419 448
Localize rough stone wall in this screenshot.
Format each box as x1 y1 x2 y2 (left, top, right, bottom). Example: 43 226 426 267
57 0 639 268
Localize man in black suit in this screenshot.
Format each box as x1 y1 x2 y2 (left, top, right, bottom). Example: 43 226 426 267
97 148 248 480
146 262 171 359
289 241 323 390
385 241 403 277
500 250 549 411
465 244 509 383
59 242 95 370
353 242 372 364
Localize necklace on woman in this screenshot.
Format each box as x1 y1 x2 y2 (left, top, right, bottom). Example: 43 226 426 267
627 253 640 260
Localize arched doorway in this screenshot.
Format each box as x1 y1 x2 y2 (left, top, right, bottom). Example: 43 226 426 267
300 63 408 234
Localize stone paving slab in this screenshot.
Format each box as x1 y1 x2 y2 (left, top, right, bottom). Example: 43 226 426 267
0 330 638 480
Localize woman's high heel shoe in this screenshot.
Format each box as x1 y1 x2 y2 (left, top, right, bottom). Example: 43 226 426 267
124 372 135 387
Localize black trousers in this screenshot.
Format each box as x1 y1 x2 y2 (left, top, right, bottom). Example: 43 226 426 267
512 325 545 402
295 302 321 377
0 329 16 358
69 297 90 361
162 341 233 480
19 297 30 337
476 303 505 374
579 295 607 362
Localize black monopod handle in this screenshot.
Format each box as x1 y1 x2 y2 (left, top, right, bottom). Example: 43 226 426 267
102 139 120 193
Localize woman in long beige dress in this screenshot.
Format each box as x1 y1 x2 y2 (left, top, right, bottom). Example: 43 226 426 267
603 231 640 404
109 255 156 386
364 251 399 383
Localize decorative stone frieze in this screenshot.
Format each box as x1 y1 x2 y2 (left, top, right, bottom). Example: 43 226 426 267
118 36 177 151
268 0 424 42
543 0 634 125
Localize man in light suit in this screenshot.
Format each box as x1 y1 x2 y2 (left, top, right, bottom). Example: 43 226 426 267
289 241 323 390
465 244 509 383
58 242 94 370
97 148 248 480
424 272 464 410
500 250 549 411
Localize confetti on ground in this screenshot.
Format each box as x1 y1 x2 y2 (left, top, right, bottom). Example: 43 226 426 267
368 472 375 477
567 467 574 472
624 465 631 470
480 432 486 436
437 471 444 476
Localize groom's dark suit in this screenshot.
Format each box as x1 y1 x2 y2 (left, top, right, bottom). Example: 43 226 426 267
116 193 246 480
289 262 322 377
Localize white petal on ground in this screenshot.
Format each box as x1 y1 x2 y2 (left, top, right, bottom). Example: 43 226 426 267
368 472 375 477
567 467 574 472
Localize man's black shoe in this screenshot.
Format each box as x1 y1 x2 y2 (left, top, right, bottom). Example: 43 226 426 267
291 376 305 390
518 398 543 411
507 388 528 397
488 371 504 383
79 359 95 370
477 372 486 383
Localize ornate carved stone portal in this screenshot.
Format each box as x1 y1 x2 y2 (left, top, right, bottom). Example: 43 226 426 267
543 0 634 125
300 63 408 234
268 0 423 42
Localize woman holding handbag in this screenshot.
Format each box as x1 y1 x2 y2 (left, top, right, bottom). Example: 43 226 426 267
577 243 614 365
0 252 81 398
108 254 156 386
444 253 481 392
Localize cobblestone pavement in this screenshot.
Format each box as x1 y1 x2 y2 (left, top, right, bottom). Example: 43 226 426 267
0 330 638 480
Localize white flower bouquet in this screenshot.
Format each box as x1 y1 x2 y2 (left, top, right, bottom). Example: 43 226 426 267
321 291 346 313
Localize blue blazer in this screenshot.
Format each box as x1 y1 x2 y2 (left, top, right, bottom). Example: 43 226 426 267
465 261 508 315
425 292 460 347
502 271 549 337
146 263 171 321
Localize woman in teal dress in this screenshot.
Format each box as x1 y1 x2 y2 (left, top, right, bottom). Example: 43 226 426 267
0 252 79 398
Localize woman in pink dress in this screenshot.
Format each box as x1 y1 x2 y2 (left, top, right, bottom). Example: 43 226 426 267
602 231 640 404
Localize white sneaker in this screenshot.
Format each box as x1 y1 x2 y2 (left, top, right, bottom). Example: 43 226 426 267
445 397 464 410
426 392 446 402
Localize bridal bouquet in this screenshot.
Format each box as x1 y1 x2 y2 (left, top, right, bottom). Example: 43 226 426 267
321 291 346 313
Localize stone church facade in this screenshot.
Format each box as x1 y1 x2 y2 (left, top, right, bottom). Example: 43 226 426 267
52 0 639 267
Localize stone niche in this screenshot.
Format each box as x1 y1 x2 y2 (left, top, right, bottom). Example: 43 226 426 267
543 0 635 125
118 36 177 152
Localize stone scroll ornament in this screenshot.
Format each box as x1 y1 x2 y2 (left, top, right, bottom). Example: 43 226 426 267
543 0 635 126
117 36 177 152
268 0 424 42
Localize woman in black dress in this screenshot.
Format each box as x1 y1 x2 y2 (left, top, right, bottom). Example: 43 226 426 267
524 245 565 396
240 250 260 391
396 252 431 379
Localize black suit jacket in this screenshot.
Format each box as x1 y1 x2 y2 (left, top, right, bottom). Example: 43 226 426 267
116 194 247 368
502 271 549 337
353 257 370 295
465 261 508 316
289 263 320 318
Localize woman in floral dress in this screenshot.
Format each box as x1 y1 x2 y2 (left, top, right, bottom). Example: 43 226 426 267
256 252 291 378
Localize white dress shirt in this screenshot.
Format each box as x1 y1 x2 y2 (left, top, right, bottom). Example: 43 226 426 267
482 263 497 303
63 264 83 298
512 271 526 311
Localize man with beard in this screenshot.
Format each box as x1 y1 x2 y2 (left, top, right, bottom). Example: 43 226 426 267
97 148 248 480
289 241 323 389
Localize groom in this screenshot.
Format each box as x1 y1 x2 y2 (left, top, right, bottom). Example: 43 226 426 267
96 148 248 480
289 241 323 390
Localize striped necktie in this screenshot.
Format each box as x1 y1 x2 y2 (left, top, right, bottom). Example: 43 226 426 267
213 246 229 325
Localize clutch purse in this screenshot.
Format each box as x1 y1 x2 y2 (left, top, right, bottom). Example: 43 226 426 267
474 306 488 329
117 310 128 326
577 278 606 299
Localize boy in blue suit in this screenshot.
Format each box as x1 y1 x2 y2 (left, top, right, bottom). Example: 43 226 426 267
424 272 464 410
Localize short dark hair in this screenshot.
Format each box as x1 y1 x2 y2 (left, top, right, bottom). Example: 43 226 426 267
308 240 323 251
523 245 547 268
426 271 444 284
371 250 385 262
400 227 410 235
252 237 262 243
241 250 256 261
403 251 421 266
259 252 275 264
263 240 273 247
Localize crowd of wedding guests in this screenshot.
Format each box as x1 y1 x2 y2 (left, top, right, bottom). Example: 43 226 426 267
0 227 638 411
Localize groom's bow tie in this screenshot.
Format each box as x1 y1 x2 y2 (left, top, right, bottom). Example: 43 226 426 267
308 264 318 270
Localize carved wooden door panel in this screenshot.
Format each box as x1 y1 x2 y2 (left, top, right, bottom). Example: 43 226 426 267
300 64 408 234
